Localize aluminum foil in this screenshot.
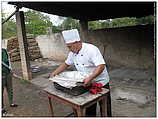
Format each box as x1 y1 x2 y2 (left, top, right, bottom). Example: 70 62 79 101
49 71 90 88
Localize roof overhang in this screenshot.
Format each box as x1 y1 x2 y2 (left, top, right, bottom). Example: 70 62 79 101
8 2 155 21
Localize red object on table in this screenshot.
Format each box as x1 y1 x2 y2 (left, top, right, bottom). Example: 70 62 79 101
89 83 103 94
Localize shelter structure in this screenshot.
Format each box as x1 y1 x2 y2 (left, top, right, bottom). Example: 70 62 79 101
8 2 155 80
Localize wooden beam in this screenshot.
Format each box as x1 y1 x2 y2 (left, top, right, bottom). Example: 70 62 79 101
15 11 32 80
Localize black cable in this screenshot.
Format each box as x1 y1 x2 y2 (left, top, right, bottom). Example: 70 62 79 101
2 6 20 25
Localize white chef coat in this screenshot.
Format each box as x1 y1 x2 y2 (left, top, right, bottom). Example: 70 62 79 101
65 43 110 86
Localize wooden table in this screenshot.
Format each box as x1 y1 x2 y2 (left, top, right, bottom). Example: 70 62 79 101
44 84 109 117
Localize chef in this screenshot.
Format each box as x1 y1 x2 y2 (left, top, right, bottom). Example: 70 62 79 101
49 29 111 117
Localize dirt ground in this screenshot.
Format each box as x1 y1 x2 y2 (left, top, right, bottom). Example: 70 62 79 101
2 58 156 117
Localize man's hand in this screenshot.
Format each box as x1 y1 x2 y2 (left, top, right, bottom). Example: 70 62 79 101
83 77 92 87
48 63 69 78
48 72 58 78
11 72 22 79
83 64 105 87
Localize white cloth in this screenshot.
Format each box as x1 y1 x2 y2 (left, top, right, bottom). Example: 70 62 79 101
62 29 80 44
49 71 90 89
65 43 110 86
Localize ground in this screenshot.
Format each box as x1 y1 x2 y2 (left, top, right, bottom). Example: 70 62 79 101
2 58 156 117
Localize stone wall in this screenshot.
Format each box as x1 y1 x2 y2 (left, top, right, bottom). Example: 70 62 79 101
26 24 154 69
35 33 69 61
7 35 42 62
3 25 154 69
87 24 154 69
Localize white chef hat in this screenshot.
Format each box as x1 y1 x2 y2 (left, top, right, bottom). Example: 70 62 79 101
62 29 80 44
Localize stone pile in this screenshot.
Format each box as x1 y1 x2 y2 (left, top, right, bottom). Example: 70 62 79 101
7 35 42 62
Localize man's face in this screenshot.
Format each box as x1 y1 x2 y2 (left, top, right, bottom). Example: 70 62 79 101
66 41 81 53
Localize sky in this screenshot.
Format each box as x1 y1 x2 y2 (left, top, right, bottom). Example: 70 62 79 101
1 1 64 26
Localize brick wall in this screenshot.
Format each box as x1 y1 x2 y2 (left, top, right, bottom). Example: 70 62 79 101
7 35 42 62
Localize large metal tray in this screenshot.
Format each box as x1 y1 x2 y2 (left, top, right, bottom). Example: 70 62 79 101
54 82 90 96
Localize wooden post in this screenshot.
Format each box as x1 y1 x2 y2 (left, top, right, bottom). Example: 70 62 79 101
15 11 32 80
79 20 89 43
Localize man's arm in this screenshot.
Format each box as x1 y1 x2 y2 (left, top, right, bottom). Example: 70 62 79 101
83 64 105 86
49 63 69 78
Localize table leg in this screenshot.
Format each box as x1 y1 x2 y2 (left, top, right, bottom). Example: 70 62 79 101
76 107 85 117
73 108 77 117
48 96 54 116
99 96 107 117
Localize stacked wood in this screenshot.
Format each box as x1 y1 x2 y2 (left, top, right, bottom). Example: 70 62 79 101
7 35 42 62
